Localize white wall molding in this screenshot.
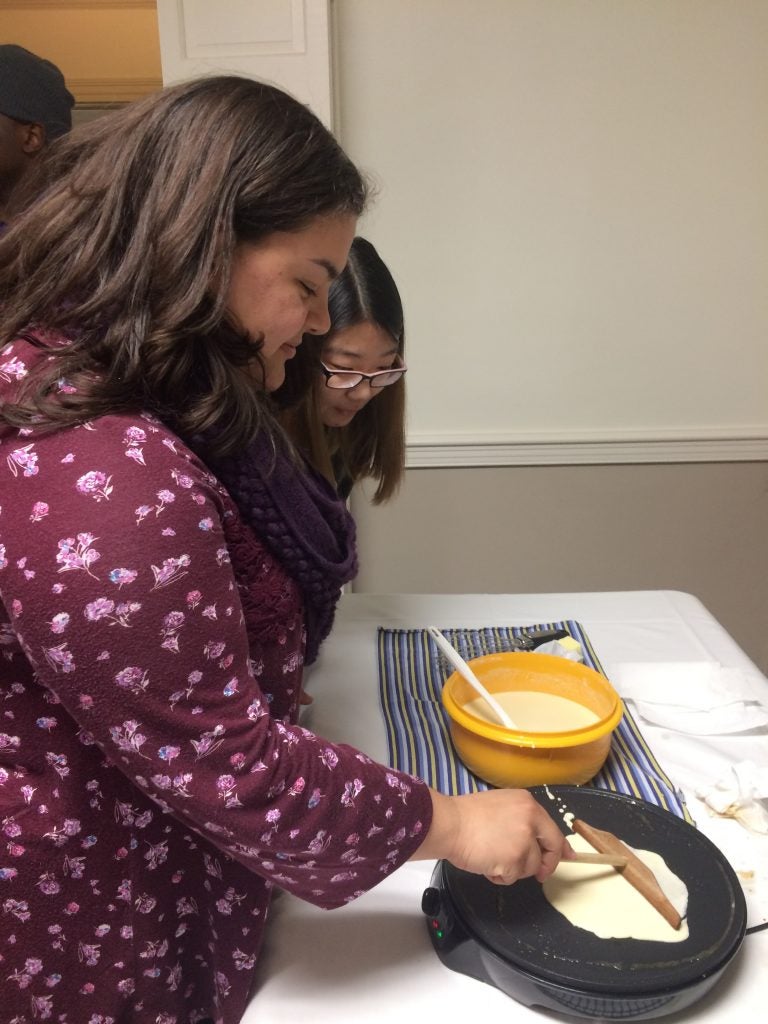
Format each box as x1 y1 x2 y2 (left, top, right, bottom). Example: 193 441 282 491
405 429 768 467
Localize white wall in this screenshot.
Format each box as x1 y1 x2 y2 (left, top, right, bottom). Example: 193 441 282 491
334 0 768 460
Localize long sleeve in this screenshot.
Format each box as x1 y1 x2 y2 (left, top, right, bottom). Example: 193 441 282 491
0 405 432 910
2 337 438 1022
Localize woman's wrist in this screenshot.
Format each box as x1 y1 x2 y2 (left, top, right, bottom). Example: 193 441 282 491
410 788 459 862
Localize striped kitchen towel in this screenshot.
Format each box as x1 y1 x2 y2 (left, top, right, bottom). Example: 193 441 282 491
377 621 691 820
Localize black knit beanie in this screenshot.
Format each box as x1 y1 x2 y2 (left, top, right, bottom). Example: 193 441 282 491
0 44 74 140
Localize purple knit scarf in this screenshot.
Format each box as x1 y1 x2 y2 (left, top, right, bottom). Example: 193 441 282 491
208 431 358 664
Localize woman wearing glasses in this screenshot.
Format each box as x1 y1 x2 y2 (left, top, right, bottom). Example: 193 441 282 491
277 237 407 503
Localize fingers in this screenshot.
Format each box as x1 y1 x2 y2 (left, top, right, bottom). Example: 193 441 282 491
486 844 542 885
485 873 517 885
534 842 565 882
472 790 569 884
486 825 556 885
533 815 572 882
414 788 570 886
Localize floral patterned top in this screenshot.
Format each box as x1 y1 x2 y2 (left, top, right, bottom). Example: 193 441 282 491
0 338 432 1024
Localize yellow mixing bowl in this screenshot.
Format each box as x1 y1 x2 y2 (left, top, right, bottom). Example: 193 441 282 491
441 651 623 788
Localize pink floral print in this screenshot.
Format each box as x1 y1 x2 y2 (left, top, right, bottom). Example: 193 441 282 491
0 352 27 381
56 533 101 578
76 470 113 501
0 337 431 1024
30 501 49 522
7 442 39 477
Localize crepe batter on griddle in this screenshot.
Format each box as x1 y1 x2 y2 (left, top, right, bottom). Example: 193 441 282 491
542 834 689 942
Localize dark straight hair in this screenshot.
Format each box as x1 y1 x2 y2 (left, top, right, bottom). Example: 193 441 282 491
276 237 406 503
0 75 367 454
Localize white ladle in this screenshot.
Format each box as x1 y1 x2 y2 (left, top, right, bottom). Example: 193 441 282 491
427 626 518 730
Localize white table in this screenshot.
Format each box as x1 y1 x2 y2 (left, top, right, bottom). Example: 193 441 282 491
244 591 768 1023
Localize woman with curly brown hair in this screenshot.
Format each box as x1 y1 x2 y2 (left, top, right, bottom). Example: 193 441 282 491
0 75 569 1024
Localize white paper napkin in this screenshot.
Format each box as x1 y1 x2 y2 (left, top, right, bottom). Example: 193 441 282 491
693 760 768 834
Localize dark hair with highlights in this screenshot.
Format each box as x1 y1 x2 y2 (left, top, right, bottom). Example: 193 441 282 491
276 237 405 504
0 75 367 454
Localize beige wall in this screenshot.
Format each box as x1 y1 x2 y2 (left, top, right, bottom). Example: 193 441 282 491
350 462 768 674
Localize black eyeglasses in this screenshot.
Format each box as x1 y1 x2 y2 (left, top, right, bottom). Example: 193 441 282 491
320 361 407 390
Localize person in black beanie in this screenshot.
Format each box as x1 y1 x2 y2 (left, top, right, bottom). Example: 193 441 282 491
0 43 74 223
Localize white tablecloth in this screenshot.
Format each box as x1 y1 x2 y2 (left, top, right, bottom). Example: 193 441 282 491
243 591 768 1024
